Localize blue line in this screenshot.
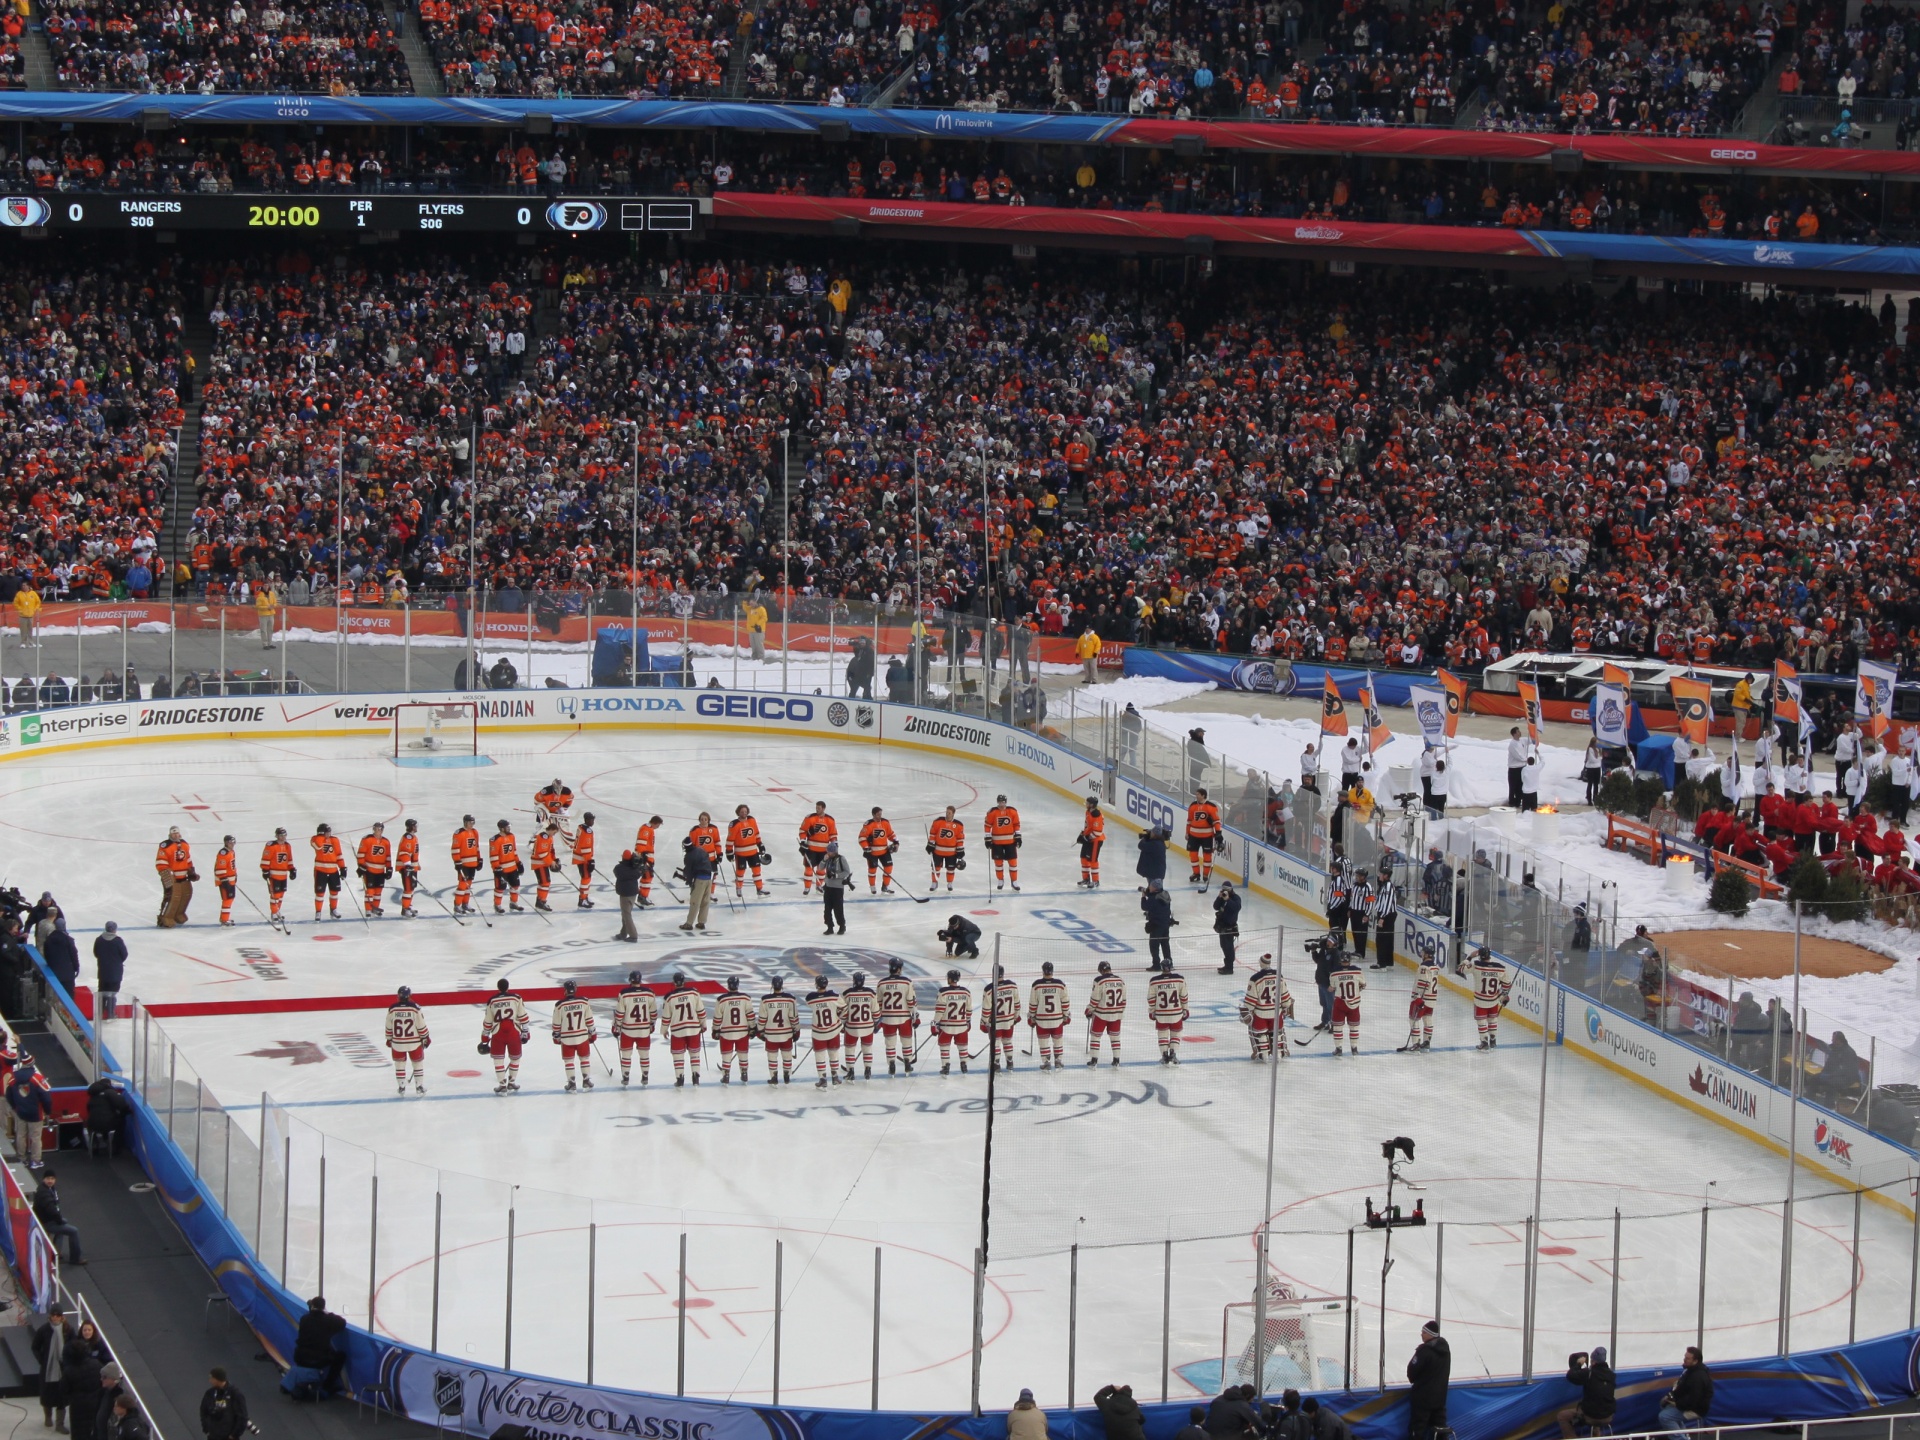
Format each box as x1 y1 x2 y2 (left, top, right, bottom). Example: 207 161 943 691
220 1038 1538 1112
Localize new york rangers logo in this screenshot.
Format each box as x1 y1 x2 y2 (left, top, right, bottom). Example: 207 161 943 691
1 197 50 228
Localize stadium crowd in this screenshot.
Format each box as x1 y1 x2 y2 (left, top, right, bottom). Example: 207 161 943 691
43 0 410 93
40 247 1888 691
0 258 188 607
2 126 1910 246
7 0 1834 147
419 0 736 96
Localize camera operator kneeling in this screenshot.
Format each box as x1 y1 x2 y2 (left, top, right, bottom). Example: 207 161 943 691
1556 1348 1616 1438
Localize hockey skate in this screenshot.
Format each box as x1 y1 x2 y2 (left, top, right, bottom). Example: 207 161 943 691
414 1078 426 1095
692 1072 701 1084
509 902 524 913
582 1075 593 1089
676 1074 686 1087
507 1076 521 1091
1087 1055 1099 1067
960 1059 969 1073
720 1071 730 1084
767 1074 778 1085
397 1082 407 1095
1110 1056 1120 1067
888 1058 897 1075
566 1079 578 1092
621 1073 630 1086
221 918 235 927
535 900 552 912
494 1081 509 1094
941 1062 951 1076
1012 883 1021 892
1333 1046 1345 1056
579 898 594 909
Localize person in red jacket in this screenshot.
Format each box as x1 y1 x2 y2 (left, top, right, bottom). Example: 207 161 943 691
1813 797 1843 857
1788 797 1818 851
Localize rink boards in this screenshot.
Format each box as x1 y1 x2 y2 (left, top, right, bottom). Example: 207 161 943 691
6 686 1910 1201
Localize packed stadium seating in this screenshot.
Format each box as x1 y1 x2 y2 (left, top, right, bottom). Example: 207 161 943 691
418 0 735 97
43 0 411 93
125 248 1903 685
0 259 188 601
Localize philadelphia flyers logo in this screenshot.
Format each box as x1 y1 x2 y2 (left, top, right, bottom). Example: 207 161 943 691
1323 691 1347 723
1525 698 1543 730
1443 689 1461 718
1675 695 1709 728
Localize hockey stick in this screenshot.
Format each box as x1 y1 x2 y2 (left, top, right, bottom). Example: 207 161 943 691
341 870 373 932
232 879 282 933
589 1037 615 1078
422 881 468 929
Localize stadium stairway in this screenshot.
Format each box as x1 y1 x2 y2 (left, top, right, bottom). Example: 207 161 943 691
20 0 57 90
159 318 213 603
50 1144 437 1440
724 15 751 98
394 6 444 97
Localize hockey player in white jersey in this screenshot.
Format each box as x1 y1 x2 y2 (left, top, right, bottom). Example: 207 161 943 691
1147 957 1189 1065
551 978 598 1091
876 959 918 1075
1238 955 1291 1061
663 972 708 1086
1027 961 1071 1070
479 978 531 1094
1330 948 1366 1056
806 980 846 1088
1085 960 1125 1067
935 970 973 1075
711 977 757 1083
614 972 658 1086
757 977 799 1085
384 986 430 1094
841 973 879 1079
981 966 1021 1071
1470 945 1513 1048
1401 955 1441 1052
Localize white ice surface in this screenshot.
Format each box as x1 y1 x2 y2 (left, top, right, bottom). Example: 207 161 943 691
0 731 1905 1409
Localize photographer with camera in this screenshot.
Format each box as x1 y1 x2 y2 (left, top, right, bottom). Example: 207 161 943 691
1309 933 1341 1031
1555 1348 1616 1438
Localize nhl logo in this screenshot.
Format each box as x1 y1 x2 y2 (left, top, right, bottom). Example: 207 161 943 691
1256 852 1266 876
827 702 850 728
1415 699 1443 732
854 705 876 730
432 1370 463 1417
1597 697 1624 731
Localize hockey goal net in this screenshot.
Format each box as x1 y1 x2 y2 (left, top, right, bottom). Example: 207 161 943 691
1222 1281 1347 1393
394 701 479 758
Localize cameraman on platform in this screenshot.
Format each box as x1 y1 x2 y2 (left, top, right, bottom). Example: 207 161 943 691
1555 1347 1616 1438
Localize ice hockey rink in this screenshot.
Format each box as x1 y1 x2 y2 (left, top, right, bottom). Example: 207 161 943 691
4 724 1915 1412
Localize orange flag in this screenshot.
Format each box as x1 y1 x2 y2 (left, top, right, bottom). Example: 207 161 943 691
1669 676 1713 746
1436 668 1468 739
1517 679 1543 747
1320 674 1349 737
1601 662 1633 686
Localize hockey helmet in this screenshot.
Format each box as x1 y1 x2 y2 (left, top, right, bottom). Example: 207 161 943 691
563 979 578 997
887 958 903 975
396 986 412 1003
627 971 643 986
946 969 961 984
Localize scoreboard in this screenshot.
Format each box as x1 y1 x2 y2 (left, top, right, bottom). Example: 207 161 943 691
0 194 704 234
